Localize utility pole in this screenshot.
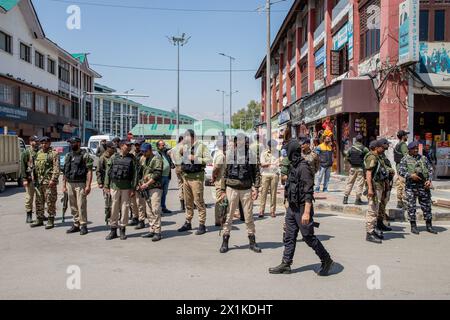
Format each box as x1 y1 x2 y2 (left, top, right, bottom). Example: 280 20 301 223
225 90 239 129
168 33 190 140
216 89 226 132
265 0 272 142
219 53 236 129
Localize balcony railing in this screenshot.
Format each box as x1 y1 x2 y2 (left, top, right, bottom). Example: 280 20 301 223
314 21 325 42
332 0 350 28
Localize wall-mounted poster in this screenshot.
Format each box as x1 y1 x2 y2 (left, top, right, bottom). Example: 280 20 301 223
418 42 450 88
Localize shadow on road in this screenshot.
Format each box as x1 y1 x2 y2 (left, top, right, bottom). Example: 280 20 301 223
0 185 23 197
291 261 344 276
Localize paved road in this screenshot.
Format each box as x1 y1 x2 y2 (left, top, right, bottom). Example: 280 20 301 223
0 176 449 300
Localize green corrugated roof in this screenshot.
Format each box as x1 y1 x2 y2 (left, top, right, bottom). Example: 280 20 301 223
0 0 18 11
139 105 196 121
71 53 87 63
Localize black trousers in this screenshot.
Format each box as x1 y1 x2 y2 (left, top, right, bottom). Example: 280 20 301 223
282 204 330 264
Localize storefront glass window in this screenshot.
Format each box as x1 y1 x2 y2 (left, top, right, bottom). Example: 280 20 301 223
0 84 13 104
35 95 46 113
20 91 32 109
48 97 57 115
103 100 111 135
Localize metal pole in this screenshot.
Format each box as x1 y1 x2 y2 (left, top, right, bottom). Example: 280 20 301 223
407 76 414 143
229 57 232 128
177 41 180 141
266 0 272 141
222 90 225 132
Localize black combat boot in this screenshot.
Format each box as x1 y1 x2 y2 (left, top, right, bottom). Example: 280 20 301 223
268 261 292 274
66 224 80 234
195 224 206 235
317 257 334 276
26 212 32 223
152 233 162 242
248 234 262 253
30 218 44 228
373 227 384 239
45 217 55 230
426 220 438 234
80 225 88 235
366 232 382 244
135 220 146 230
162 208 172 214
43 216 48 221
120 227 127 240
128 217 139 226
105 227 118 240
355 197 363 205
180 200 185 211
220 235 230 253
177 221 192 232
377 220 392 232
410 221 419 235
342 196 348 205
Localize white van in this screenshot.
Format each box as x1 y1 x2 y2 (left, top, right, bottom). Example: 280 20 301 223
88 135 115 154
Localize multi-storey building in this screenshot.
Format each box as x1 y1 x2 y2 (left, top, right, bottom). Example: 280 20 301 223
256 0 450 175
138 105 196 126
0 0 101 142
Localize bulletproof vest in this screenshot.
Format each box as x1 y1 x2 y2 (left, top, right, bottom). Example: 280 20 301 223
285 158 310 205
319 149 333 167
373 158 389 182
64 150 88 182
405 155 429 181
394 142 405 164
181 145 204 173
110 154 133 181
349 145 365 167
226 151 252 181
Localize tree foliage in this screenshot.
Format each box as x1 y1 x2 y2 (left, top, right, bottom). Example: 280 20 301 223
231 100 261 130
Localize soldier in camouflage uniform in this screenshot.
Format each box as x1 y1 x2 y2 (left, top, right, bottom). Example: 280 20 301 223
20 136 40 223
398 141 437 235
169 136 186 211
97 142 115 225
129 139 147 228
139 143 164 241
343 135 368 205
30 137 60 229
377 138 396 232
259 140 280 218
394 130 409 208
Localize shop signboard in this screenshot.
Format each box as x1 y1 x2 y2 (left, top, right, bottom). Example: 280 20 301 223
398 0 419 65
333 23 349 50
417 42 450 88
0 103 28 121
303 90 327 124
278 108 291 126
348 3 354 60
315 46 325 67
289 99 303 126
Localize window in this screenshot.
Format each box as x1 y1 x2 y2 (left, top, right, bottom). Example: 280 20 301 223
58 59 70 84
71 66 79 87
35 95 46 112
20 91 33 109
360 29 380 60
48 58 56 75
331 44 349 76
315 0 325 26
64 103 71 119
0 83 13 103
94 98 101 130
85 101 92 122
48 97 57 115
103 100 111 134
419 10 429 41
434 10 445 41
35 51 44 69
0 31 12 54
71 97 79 119
20 43 31 63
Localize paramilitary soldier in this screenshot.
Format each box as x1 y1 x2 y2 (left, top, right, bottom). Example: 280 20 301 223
212 136 226 227
129 139 147 228
138 143 164 241
364 140 389 244
394 130 410 208
31 136 60 229
97 142 115 224
398 141 437 235
219 134 261 253
269 139 334 275
343 134 369 205
177 129 212 235
377 138 395 232
62 137 94 235
104 140 138 240
21 135 40 223
169 136 186 211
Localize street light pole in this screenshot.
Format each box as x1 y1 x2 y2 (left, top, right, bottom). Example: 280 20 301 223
266 0 272 142
219 53 236 128
168 33 190 140
216 89 226 132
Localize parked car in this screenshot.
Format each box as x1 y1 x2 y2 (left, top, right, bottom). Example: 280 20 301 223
81 147 99 171
88 135 115 155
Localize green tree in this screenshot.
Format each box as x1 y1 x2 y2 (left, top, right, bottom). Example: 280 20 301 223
231 100 261 130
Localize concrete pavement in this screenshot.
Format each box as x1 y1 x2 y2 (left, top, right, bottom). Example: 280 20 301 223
0 176 450 299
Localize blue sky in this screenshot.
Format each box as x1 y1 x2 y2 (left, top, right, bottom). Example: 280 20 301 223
33 0 293 122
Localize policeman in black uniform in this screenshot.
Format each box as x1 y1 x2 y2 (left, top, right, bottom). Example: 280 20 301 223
269 139 334 275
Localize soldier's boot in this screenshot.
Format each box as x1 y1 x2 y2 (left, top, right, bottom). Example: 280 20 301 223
26 212 33 223
268 261 291 274
342 196 348 205
80 225 88 236
180 200 185 211
366 232 382 244
219 235 230 253
135 220 146 230
373 227 384 239
397 201 404 209
177 221 192 232
152 233 162 242
248 234 262 253
318 257 334 276
377 220 392 232
45 217 55 230
30 218 44 228
105 227 118 240
128 217 139 226
426 220 438 234
43 216 48 221
410 221 419 235
66 224 80 234
120 227 127 240
195 224 206 235
355 197 363 205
